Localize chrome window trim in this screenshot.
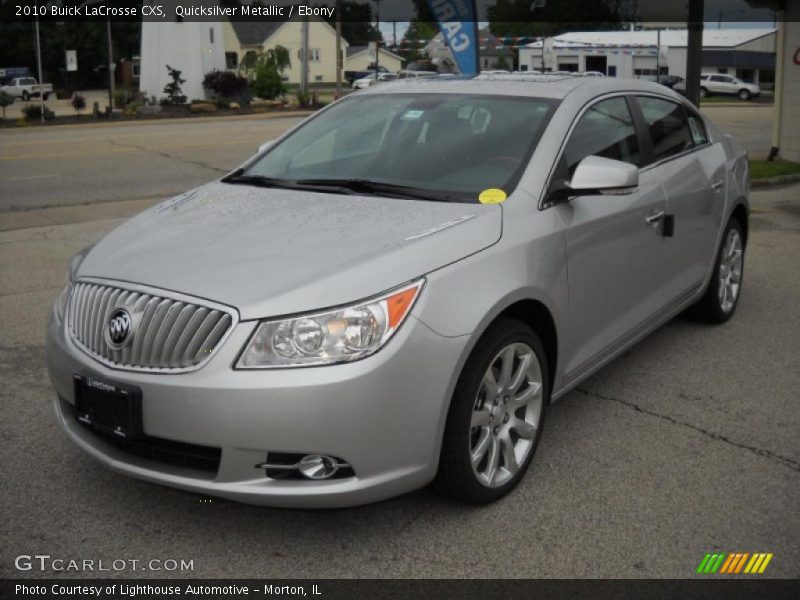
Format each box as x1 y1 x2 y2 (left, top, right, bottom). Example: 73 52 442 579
538 91 712 210
66 276 240 374
538 90 639 210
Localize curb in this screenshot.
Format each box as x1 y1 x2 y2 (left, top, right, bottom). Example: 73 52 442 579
750 173 800 189
0 110 315 133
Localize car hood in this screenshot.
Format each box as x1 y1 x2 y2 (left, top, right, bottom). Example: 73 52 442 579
77 182 502 319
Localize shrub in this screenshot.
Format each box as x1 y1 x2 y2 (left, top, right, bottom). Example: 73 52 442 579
296 91 311 108
22 104 55 122
213 97 230 110
0 90 13 121
71 94 86 115
162 65 187 105
250 46 290 100
113 88 139 108
203 70 248 98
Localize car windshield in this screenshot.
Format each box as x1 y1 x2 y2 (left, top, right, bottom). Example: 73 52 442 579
237 93 557 203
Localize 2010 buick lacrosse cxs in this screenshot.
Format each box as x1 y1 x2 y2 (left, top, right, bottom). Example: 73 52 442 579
47 75 749 507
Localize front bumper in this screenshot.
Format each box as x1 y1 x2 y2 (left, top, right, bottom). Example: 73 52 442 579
46 306 468 508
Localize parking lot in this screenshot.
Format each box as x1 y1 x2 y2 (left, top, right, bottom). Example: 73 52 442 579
0 107 798 579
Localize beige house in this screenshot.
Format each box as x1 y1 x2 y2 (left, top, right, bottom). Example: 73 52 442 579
346 46 404 73
223 18 347 84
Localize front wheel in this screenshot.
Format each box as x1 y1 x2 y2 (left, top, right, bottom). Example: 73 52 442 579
689 218 745 323
433 318 549 504
738 89 752 101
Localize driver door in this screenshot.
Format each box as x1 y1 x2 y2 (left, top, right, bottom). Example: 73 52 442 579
553 96 669 381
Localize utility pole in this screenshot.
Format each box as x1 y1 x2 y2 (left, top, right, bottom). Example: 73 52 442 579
373 0 381 79
300 17 309 96
685 0 704 107
656 28 661 80
335 3 342 98
106 18 115 114
34 16 44 122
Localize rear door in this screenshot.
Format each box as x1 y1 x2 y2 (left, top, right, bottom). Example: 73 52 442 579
632 95 725 301
554 95 669 380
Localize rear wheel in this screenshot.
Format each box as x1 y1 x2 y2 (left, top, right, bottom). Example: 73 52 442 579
434 318 549 504
699 87 708 98
21 91 29 101
738 89 752 101
689 217 745 323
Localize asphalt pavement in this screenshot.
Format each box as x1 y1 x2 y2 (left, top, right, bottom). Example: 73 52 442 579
0 108 798 579
0 114 306 212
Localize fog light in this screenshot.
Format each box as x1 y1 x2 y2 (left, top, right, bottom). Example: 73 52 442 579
298 454 339 480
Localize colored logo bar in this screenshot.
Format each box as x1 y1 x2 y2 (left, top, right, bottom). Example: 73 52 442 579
696 552 773 574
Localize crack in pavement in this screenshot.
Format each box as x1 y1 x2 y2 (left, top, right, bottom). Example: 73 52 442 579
575 387 800 474
106 138 228 174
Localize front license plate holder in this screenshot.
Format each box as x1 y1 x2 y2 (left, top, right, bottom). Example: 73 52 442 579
73 374 143 439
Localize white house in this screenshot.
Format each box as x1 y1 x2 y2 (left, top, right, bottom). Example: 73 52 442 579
519 28 776 86
140 21 226 101
346 45 404 74
223 18 348 84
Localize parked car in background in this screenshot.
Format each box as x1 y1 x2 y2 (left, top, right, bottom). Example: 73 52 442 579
344 65 389 86
0 76 53 101
674 74 761 100
352 72 398 90
658 75 684 89
397 70 438 80
47 76 749 508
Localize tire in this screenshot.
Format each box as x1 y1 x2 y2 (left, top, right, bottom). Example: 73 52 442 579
699 87 708 98
43 93 49 101
738 89 751 101
433 317 549 504
21 91 29 101
688 217 745 324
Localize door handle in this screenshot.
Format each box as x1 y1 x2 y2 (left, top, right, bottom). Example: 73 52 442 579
710 180 724 193
645 210 665 226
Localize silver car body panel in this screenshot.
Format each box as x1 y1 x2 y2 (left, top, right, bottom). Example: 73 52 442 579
47 76 749 506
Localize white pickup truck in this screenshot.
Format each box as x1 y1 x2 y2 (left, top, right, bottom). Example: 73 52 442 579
0 77 53 101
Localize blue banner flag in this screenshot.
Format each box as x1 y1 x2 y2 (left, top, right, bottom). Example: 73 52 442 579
426 0 481 76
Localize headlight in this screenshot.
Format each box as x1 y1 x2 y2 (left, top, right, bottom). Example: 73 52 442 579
237 279 424 368
55 281 71 322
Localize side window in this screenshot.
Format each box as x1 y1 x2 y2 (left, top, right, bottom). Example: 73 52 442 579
564 97 640 176
685 109 709 146
635 96 694 162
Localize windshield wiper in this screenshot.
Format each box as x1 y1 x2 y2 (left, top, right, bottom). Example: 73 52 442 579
222 171 303 190
294 178 455 202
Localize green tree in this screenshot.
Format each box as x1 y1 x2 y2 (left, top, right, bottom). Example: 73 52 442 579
495 50 510 70
324 1 381 46
487 0 623 38
162 65 187 105
250 46 291 100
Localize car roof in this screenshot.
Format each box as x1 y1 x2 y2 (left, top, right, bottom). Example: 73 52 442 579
357 73 685 103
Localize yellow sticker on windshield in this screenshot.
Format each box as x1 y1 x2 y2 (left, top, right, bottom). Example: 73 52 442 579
479 188 507 204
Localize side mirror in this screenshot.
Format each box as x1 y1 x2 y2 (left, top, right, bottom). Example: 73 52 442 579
257 140 275 154
549 156 638 203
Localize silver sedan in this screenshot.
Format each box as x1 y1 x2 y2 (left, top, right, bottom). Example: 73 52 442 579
47 75 748 507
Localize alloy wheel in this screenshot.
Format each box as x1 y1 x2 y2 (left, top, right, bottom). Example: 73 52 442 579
718 228 743 313
469 342 543 488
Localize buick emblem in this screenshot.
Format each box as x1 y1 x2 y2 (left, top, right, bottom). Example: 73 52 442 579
106 308 133 349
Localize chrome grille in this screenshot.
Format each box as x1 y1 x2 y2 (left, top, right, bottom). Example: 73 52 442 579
67 281 236 372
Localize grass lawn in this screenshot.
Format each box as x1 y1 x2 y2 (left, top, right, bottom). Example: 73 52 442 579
749 159 800 180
